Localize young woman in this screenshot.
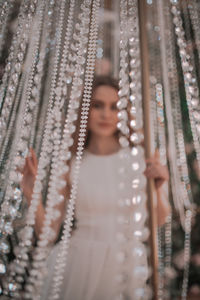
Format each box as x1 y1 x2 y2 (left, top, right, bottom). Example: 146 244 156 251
21 76 170 299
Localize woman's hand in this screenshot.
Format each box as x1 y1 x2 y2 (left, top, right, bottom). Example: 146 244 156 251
144 149 171 226
20 148 38 205
144 149 169 189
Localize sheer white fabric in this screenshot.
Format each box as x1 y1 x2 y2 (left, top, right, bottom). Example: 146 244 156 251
40 149 148 300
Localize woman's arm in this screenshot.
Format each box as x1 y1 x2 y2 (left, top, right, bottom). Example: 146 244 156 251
21 148 69 242
144 149 171 226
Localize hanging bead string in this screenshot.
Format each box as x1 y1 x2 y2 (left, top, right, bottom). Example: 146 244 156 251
187 0 200 68
117 0 129 149
34 1 59 156
116 1 149 298
155 83 167 300
181 0 199 94
29 0 56 148
128 1 150 298
170 0 200 173
0 0 14 57
95 0 104 75
50 1 100 299
0 0 28 96
181 209 192 300
115 2 130 298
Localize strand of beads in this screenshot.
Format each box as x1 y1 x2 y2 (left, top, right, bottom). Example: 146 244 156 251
128 1 150 299
29 0 56 148
170 0 200 172
114 1 131 299
155 83 167 300
187 0 200 66
0 0 26 97
50 1 100 299
0 1 14 56
117 0 129 150
182 209 193 300
34 0 58 156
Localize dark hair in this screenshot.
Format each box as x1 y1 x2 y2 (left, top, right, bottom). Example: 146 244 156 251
92 75 119 93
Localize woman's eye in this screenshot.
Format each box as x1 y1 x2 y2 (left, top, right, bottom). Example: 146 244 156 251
111 104 118 111
92 102 102 109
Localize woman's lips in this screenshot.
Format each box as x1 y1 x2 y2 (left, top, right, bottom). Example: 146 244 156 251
98 122 113 127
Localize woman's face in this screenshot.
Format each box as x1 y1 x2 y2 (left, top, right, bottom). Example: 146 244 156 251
88 85 119 138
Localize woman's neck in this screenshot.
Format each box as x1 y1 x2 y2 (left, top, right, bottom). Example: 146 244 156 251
87 135 120 155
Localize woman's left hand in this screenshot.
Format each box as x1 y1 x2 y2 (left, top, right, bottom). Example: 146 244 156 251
144 149 169 189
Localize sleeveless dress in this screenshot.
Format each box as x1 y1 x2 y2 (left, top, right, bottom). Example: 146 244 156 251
40 149 149 300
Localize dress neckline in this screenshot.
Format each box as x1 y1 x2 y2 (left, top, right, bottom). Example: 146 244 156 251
85 148 121 158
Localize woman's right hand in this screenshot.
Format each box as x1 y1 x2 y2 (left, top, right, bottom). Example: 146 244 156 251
21 148 38 205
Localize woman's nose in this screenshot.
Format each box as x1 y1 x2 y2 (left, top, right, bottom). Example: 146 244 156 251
102 108 111 118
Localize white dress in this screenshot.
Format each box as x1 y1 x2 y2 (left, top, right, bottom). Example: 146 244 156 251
40 148 149 300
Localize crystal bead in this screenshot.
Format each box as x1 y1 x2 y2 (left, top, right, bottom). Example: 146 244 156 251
133 227 149 241
8 84 15 94
77 56 85 65
4 222 13 235
66 76 72 84
0 260 6 274
193 111 200 122
0 240 10 253
118 110 128 121
12 73 19 84
132 245 145 258
25 112 32 124
17 52 24 62
119 136 129 148
8 282 18 292
9 205 18 217
196 123 200 133
117 98 128 110
132 176 146 190
133 211 143 223
5 62 11 72
20 41 26 51
132 192 146 205
130 132 144 144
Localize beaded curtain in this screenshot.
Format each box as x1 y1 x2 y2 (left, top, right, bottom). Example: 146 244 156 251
0 0 199 299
